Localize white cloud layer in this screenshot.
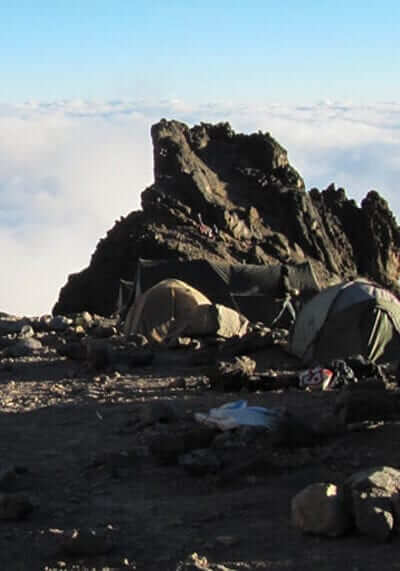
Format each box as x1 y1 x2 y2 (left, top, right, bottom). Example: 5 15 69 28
1 100 399 316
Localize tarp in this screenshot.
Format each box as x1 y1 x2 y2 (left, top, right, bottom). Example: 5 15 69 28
289 279 400 364
119 258 321 326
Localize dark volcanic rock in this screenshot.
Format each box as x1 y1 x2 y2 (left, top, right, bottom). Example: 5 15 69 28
208 356 256 392
53 119 400 316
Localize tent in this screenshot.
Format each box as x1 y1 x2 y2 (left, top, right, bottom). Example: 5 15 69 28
123 279 211 342
118 258 320 326
289 280 400 364
123 278 249 343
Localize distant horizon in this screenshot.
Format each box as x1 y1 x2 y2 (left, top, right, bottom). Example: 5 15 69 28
0 97 399 316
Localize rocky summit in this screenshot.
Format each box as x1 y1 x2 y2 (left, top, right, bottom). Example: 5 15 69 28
53 119 400 316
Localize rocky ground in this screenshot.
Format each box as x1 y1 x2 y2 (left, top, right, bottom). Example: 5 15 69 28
1 313 400 570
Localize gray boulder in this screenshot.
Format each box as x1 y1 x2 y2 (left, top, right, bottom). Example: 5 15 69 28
351 488 394 542
291 482 351 537
346 465 400 541
208 355 256 392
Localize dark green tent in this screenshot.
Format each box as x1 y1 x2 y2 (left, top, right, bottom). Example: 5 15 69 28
289 279 400 364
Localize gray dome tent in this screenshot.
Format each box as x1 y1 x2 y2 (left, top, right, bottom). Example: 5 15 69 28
289 280 400 364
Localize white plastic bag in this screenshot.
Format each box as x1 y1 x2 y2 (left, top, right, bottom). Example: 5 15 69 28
194 400 281 431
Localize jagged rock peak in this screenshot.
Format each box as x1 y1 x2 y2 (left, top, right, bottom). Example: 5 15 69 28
53 119 400 317
151 118 303 184
142 118 304 215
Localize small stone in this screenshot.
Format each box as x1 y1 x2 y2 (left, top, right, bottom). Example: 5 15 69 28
127 333 148 347
181 552 211 570
50 315 73 332
170 377 186 389
74 325 86 336
19 325 35 339
74 311 93 328
38 315 52 330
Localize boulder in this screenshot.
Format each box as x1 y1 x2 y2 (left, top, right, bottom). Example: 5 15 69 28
351 488 394 542
291 482 351 537
346 466 400 498
208 356 256 392
345 465 400 540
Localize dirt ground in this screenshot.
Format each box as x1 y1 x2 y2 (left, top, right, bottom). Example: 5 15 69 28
1 354 400 570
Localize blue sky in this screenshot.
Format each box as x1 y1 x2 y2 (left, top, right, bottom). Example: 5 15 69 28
2 0 399 103
0 1 399 314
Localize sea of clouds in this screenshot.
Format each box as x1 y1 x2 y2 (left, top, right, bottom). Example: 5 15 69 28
1 99 399 315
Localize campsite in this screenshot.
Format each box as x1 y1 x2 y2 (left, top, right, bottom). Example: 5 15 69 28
2 119 400 570
2 271 400 569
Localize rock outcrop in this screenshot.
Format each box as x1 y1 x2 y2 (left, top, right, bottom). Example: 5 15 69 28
53 119 400 316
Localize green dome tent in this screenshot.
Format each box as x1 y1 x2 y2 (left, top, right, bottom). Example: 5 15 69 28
289 280 400 364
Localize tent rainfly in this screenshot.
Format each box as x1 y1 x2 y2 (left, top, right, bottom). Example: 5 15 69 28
289 280 400 364
123 278 249 343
